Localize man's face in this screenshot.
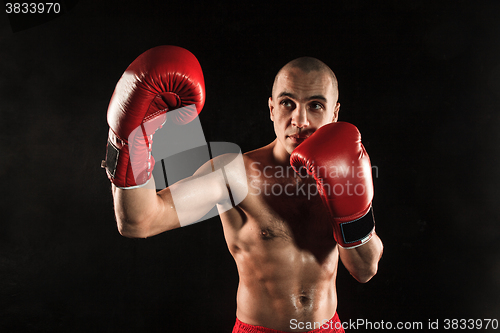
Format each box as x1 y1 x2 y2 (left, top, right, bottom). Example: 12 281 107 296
269 67 340 155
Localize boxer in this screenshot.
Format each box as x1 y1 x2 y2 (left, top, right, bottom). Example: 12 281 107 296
103 46 383 333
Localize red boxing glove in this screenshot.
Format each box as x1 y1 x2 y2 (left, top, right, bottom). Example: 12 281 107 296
102 45 205 188
290 122 375 248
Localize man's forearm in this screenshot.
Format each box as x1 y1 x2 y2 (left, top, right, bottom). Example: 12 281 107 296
338 233 383 283
112 177 180 238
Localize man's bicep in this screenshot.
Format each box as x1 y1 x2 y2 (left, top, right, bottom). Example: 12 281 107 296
197 153 249 209
158 158 232 227
155 151 248 228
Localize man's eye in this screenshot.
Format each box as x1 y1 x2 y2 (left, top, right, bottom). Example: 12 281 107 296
280 99 293 107
310 102 324 110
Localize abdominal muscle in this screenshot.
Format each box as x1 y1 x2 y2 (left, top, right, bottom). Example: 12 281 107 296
219 193 340 331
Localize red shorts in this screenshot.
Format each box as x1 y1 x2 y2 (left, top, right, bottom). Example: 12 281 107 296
232 312 345 333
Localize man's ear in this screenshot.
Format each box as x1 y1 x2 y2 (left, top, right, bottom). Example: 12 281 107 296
269 97 274 121
332 102 340 122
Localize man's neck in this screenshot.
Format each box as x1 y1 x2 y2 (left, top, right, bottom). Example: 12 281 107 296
270 139 291 167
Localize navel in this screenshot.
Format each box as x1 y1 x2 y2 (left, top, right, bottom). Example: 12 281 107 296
260 227 276 240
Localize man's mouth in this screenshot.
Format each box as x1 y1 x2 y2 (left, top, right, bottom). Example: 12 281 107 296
288 134 310 144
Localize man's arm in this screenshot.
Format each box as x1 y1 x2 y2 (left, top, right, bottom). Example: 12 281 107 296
338 233 383 283
112 158 232 238
291 122 383 282
101 45 229 237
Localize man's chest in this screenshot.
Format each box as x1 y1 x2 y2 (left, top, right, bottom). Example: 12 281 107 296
235 173 337 250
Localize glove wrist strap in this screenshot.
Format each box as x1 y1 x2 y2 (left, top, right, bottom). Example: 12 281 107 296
337 206 375 249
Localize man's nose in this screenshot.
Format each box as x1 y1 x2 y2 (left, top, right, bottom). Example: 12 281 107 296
292 105 309 128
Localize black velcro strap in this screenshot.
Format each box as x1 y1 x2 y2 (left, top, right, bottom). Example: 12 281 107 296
105 139 119 179
339 207 375 244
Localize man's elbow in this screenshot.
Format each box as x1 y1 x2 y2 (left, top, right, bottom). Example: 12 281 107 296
352 263 379 283
117 225 140 238
116 216 152 238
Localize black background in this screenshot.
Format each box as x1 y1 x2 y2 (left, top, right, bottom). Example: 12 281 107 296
1 0 499 332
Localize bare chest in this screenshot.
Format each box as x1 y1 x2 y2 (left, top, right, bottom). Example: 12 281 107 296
228 168 337 257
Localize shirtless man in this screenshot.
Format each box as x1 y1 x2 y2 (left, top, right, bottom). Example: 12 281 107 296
102 46 383 333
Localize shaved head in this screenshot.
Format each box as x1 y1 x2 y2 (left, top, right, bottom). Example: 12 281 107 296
272 57 338 99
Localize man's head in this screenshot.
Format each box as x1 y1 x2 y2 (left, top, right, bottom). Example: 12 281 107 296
269 57 340 155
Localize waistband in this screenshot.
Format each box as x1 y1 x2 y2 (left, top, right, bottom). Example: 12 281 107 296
232 312 345 333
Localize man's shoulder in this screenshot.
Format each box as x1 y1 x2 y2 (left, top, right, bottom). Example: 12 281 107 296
243 141 275 164
205 140 272 168
199 141 275 184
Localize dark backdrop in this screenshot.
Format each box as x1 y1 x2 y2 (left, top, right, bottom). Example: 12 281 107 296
1 0 499 332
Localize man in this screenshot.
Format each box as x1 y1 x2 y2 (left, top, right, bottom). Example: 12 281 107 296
103 45 383 333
